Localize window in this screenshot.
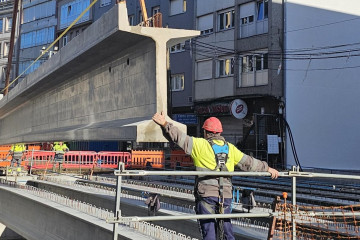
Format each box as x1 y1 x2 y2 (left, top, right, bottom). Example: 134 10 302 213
196 59 212 80
152 6 160 16
218 10 234 31
241 53 268 73
170 43 185 53
257 0 268 21
139 11 143 23
23 1 56 23
100 0 111 7
239 1 268 38
171 74 184 91
198 14 213 35
63 35 68 47
217 57 234 77
241 15 254 24
20 27 55 49
6 18 12 32
4 42 10 57
128 15 134 26
0 19 3 33
60 0 90 30
170 0 186 15
19 60 42 76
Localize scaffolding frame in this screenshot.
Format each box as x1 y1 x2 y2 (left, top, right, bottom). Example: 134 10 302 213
108 164 360 240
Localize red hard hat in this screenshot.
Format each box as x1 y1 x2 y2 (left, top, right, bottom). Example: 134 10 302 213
202 117 223 133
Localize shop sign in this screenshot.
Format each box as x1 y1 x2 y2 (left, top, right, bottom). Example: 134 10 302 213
173 114 198 125
195 103 231 116
230 99 248 119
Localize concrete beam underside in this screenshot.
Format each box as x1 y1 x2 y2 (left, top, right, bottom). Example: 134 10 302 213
0 3 199 144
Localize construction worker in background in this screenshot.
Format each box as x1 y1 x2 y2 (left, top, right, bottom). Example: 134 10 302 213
52 142 69 162
9 143 26 168
153 112 279 240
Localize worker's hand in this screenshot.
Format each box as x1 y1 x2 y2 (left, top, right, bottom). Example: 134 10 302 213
268 167 279 179
152 112 167 127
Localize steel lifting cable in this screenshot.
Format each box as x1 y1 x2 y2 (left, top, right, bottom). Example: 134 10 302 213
1 0 100 94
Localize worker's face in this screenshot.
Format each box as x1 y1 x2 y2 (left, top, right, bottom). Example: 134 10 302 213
59 142 63 145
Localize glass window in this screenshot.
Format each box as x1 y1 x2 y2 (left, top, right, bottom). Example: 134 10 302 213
198 14 213 35
152 6 160 16
20 27 55 49
218 10 235 31
170 0 186 15
59 0 90 29
0 19 3 33
171 74 184 91
242 53 268 73
6 18 12 31
170 42 185 53
257 0 268 21
218 57 234 76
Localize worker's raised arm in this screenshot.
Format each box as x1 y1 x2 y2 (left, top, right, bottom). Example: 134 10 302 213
152 112 193 155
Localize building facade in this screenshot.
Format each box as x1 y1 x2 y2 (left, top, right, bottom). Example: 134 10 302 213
18 0 57 81
194 0 284 168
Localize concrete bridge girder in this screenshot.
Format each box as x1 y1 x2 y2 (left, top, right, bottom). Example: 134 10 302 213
0 3 199 144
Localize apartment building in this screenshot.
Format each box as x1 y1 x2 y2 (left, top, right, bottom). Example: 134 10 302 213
194 0 284 167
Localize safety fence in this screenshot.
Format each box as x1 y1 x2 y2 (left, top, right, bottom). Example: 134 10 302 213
108 165 360 240
0 149 191 171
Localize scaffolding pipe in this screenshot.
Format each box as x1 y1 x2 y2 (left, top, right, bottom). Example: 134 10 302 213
115 167 360 180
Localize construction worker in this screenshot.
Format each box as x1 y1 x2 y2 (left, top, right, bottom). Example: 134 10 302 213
152 112 279 240
52 142 69 162
9 143 26 167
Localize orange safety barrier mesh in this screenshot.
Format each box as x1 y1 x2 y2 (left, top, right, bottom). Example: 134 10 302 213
24 151 55 169
27 145 41 151
268 200 360 240
169 150 192 169
97 151 131 169
131 150 165 169
63 151 97 168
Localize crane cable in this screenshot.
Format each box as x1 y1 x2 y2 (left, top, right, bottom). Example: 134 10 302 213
1 0 100 94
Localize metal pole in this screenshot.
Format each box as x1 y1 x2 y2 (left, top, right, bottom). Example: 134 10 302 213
291 166 297 240
3 0 19 95
79 151 81 175
29 149 34 175
113 163 123 240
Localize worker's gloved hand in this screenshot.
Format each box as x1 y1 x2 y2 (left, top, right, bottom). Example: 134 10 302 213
152 112 167 127
268 167 279 179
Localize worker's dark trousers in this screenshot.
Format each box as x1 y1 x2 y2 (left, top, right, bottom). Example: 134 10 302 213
196 196 234 240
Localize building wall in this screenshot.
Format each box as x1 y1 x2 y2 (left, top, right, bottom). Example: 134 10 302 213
285 0 360 170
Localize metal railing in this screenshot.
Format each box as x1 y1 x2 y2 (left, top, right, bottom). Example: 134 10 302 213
108 164 360 240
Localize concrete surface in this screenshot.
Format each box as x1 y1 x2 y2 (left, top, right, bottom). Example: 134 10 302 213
0 3 199 144
0 183 152 240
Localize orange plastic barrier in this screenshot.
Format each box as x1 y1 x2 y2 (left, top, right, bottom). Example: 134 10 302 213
63 151 97 169
131 150 165 169
24 151 56 170
97 151 131 169
170 150 192 169
27 145 41 151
